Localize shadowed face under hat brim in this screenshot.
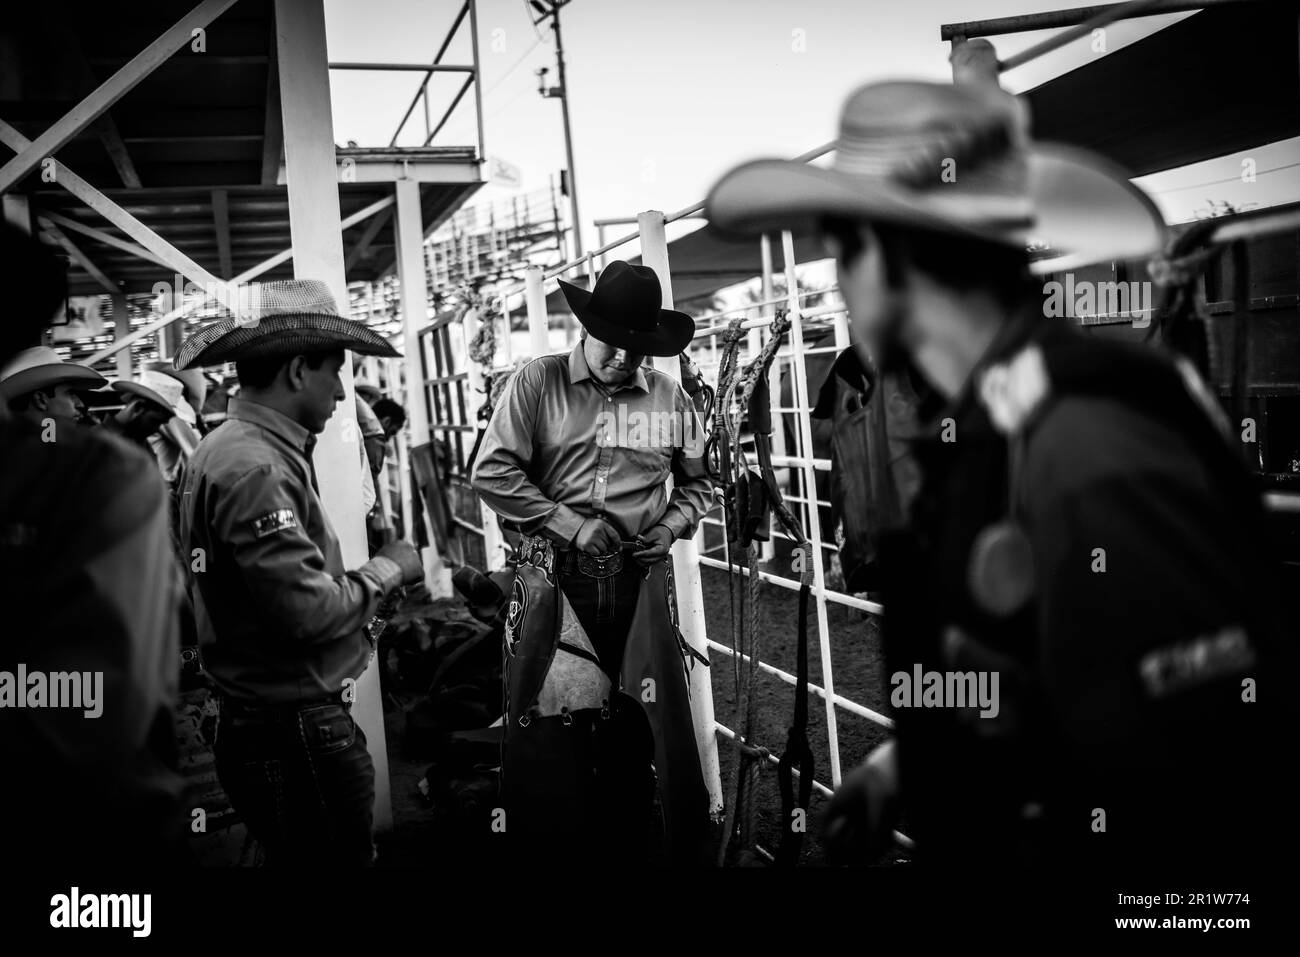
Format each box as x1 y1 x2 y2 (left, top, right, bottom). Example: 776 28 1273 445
706 143 1166 274
174 313 401 370
558 280 696 357
0 364 106 402
111 380 178 418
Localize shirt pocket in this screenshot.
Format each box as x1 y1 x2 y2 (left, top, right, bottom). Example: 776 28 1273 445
612 408 676 476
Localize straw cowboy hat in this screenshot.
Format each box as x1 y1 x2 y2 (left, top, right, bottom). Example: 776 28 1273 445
559 260 695 357
174 278 400 370
149 362 209 414
112 369 194 425
706 80 1166 273
0 346 106 402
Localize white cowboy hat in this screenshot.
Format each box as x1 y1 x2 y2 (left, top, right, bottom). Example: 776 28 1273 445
112 369 194 425
0 346 106 402
706 80 1166 274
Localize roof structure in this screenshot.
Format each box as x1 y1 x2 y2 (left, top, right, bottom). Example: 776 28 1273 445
1 0 483 298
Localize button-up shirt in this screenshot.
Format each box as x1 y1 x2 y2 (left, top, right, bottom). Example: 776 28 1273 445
178 398 402 704
471 343 711 543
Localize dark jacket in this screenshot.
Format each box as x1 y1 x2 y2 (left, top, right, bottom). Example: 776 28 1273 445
881 311 1286 872
0 414 186 866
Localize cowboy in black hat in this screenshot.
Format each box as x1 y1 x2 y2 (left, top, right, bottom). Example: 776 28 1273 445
471 260 713 864
175 278 425 866
709 76 1282 872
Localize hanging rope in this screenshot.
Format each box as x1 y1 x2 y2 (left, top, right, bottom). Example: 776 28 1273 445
709 310 815 865
1146 218 1227 382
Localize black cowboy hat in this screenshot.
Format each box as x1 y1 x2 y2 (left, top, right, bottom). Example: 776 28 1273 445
558 260 695 357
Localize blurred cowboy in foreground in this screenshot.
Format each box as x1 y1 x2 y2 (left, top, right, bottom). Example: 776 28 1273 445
0 222 187 867
175 280 425 866
708 76 1283 872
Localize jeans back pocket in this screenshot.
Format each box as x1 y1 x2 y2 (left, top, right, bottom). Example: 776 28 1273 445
298 703 356 755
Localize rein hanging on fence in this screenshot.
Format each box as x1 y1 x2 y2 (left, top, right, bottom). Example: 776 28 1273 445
709 309 816 867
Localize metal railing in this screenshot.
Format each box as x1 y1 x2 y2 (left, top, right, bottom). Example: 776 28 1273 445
330 0 485 160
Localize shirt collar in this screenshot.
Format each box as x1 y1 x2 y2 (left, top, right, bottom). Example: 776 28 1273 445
228 397 316 457
567 341 649 394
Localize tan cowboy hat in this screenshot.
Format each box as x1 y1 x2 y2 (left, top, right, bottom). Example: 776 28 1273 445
174 278 401 370
706 80 1166 274
148 362 209 413
112 369 194 424
0 346 106 402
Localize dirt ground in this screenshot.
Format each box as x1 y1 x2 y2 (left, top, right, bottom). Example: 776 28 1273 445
377 540 905 868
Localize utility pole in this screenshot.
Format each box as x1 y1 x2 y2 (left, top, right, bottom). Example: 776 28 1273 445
532 0 582 261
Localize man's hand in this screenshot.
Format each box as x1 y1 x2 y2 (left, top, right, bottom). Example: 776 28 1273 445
376 540 424 585
822 739 901 866
631 524 673 566
572 517 621 555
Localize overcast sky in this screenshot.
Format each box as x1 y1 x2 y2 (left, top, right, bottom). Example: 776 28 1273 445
322 0 1299 260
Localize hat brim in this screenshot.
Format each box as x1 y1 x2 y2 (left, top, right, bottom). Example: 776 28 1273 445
705 143 1166 275
0 364 106 401
175 312 402 370
558 281 696 357
112 380 178 418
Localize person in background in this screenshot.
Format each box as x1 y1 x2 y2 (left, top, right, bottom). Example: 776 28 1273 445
471 260 713 864
0 345 105 427
0 221 187 867
101 369 181 450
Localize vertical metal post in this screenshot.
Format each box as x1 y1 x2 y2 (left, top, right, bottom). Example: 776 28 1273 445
461 305 506 569
274 0 393 831
468 0 486 165
638 209 724 818
395 177 452 600
112 292 132 380
750 235 776 561
525 264 549 357
499 293 514 365
782 229 842 787
550 3 581 260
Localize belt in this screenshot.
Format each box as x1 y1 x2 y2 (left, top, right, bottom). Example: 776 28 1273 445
218 689 352 719
558 540 644 579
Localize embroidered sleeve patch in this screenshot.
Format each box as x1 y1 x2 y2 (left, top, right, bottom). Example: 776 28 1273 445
1138 625 1256 699
251 508 297 539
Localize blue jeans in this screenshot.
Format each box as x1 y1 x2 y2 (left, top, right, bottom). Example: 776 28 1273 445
214 698 375 866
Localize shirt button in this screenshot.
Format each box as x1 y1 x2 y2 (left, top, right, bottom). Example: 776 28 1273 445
606 396 612 403
597 475 606 483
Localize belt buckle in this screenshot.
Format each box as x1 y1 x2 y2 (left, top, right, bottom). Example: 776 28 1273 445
576 550 623 578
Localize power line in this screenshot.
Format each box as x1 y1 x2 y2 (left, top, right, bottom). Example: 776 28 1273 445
484 34 544 97
1151 161 1300 194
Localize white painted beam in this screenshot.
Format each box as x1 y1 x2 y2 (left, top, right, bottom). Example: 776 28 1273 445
39 210 171 270
395 177 453 601
0 0 240 194
83 195 395 366
275 0 393 835
0 118 234 311
638 208 724 819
